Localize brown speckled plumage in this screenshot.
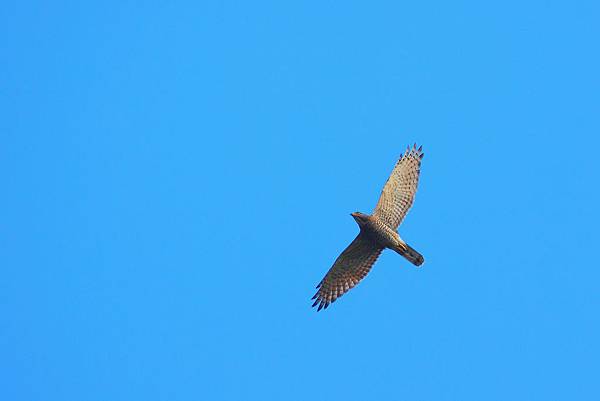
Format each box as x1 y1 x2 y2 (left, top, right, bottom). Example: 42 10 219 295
312 144 425 311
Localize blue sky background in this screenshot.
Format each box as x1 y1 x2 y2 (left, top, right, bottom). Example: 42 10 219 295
2 1 599 400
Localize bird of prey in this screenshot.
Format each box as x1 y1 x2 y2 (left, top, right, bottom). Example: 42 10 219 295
312 144 425 311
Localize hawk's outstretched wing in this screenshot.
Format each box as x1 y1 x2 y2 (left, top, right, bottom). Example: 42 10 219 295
373 144 424 230
312 234 383 311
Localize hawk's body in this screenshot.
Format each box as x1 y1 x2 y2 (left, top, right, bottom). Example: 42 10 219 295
312 144 425 311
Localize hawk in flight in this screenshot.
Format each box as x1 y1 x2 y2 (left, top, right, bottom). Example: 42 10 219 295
312 144 425 311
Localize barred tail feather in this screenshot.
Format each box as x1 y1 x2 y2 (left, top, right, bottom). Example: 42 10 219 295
401 244 424 267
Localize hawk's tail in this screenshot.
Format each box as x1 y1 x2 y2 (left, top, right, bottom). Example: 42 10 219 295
400 244 424 267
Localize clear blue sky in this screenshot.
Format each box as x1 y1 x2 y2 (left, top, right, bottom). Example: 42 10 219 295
2 1 599 400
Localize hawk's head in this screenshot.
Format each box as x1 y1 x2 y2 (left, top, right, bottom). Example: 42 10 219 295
351 212 369 225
